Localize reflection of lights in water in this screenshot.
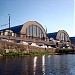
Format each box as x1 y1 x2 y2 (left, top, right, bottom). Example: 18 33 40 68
33 56 37 75
42 55 45 75
48 55 51 57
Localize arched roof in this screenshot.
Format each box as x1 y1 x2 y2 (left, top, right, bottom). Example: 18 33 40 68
56 30 69 39
47 30 70 40
47 32 57 39
20 21 46 38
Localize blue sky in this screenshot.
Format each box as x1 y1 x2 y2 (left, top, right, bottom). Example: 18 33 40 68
0 0 74 37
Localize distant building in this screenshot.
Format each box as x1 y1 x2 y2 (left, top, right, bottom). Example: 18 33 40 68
0 21 46 43
47 30 71 47
47 30 70 42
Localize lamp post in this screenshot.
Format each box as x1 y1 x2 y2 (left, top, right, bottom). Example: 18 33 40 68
8 14 10 41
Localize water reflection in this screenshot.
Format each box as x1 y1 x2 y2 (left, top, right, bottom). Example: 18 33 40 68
42 55 45 75
0 55 75 75
33 56 37 75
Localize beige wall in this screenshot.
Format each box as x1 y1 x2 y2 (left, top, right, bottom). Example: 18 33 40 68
21 21 46 38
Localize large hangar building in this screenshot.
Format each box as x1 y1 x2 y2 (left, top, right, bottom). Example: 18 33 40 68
0 21 47 44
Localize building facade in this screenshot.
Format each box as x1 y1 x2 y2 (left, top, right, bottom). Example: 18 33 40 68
47 30 70 42
0 21 46 43
47 30 71 47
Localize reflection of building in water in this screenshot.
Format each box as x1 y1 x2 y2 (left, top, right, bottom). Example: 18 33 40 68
33 56 37 75
42 55 45 75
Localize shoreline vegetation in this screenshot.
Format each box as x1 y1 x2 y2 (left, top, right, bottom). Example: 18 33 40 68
0 41 75 56
0 48 75 57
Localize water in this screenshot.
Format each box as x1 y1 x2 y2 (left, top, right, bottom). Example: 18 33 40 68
0 55 75 75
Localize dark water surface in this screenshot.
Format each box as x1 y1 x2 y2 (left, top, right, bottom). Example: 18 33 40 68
0 54 75 75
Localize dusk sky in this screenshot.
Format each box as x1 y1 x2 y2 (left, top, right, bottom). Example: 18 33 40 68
0 0 74 37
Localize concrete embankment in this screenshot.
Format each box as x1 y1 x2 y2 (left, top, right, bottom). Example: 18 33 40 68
0 41 56 53
0 41 75 56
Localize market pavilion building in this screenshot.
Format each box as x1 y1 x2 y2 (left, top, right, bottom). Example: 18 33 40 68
0 21 47 44
47 30 70 42
47 30 71 47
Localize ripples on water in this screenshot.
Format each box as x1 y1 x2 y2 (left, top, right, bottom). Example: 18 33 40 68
0 54 75 75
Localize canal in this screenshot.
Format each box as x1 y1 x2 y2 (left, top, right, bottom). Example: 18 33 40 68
0 54 75 75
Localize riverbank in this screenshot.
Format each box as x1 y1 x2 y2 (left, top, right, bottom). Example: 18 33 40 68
0 41 75 56
0 52 55 57
0 48 75 57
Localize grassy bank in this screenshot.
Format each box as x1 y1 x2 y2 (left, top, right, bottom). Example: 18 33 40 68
0 52 55 57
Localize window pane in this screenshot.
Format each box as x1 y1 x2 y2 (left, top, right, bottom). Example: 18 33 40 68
40 29 42 38
27 26 30 36
33 25 36 37
16 33 20 37
8 32 12 36
37 26 40 37
30 25 32 36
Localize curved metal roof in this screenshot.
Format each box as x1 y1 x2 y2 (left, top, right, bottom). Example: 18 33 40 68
47 32 57 39
0 25 23 33
70 37 75 43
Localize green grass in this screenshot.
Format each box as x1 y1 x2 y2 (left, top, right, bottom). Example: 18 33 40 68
0 51 55 56
0 48 74 57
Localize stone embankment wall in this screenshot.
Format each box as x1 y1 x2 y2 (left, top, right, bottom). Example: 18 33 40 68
0 41 56 53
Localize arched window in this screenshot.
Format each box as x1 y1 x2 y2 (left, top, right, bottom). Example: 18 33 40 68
26 25 44 39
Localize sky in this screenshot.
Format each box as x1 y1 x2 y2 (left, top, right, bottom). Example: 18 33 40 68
0 0 74 37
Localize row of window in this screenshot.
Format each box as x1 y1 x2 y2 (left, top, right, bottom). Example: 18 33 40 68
0 31 20 37
26 25 44 39
60 33 69 41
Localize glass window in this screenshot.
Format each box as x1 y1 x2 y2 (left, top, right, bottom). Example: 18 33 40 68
8 32 12 36
65 34 68 41
39 29 42 39
3 32 5 35
37 26 40 37
33 25 36 37
60 33 66 41
41 32 43 38
30 25 32 36
16 33 20 37
62 33 64 41
26 25 44 40
27 26 30 36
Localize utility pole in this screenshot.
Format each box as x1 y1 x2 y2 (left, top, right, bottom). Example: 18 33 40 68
8 14 10 41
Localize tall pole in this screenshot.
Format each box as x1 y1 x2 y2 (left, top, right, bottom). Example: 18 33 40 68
44 26 47 41
8 14 10 40
8 14 10 30
44 26 47 34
